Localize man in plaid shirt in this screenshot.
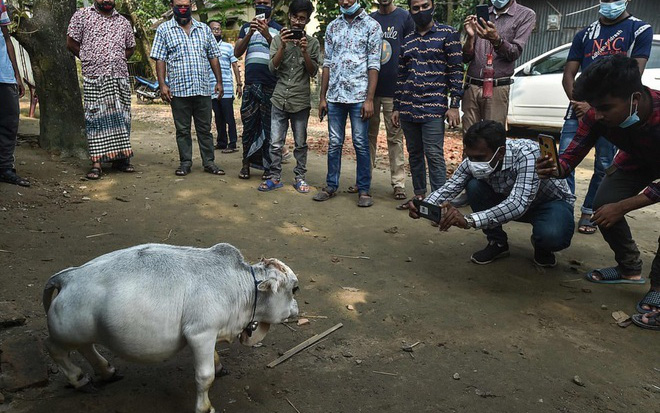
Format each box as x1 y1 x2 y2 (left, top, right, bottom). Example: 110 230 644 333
538 56 660 331
151 0 225 177
409 120 575 267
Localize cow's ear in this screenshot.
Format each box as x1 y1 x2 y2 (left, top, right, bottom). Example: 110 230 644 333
258 278 279 293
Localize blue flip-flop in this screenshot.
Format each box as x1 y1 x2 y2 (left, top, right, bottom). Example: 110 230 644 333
584 267 646 284
258 179 283 192
636 290 660 314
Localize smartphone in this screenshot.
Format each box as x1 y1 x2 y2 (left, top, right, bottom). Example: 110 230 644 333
255 13 266 20
476 4 490 28
537 134 560 178
413 199 442 223
289 28 304 40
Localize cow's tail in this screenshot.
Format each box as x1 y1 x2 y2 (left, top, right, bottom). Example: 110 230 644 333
42 268 73 314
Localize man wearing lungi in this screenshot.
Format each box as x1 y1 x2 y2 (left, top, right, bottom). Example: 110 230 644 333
67 0 136 180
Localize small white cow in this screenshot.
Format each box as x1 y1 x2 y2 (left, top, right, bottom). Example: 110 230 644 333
42 243 299 413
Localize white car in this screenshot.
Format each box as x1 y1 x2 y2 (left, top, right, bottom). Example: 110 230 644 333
507 34 660 132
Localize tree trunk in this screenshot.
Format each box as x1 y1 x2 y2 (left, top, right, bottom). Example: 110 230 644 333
13 0 87 157
195 0 208 23
122 0 157 77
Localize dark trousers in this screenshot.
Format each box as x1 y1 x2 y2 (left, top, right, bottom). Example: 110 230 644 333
466 178 574 253
170 95 215 168
212 97 237 149
401 119 446 195
593 167 659 287
0 83 19 170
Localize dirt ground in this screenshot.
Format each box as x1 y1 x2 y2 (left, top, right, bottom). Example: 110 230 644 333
1 99 659 413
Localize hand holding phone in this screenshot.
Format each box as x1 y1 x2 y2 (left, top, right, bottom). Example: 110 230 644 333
476 4 489 28
537 134 560 178
412 199 442 223
289 28 304 40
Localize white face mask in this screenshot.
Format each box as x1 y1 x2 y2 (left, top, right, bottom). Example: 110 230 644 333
467 146 503 179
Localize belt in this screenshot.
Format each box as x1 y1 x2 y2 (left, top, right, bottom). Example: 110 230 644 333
465 75 513 87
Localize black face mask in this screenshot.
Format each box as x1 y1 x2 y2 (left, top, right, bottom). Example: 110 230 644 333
95 1 115 11
255 5 272 19
411 7 434 28
173 6 192 25
214 35 223 41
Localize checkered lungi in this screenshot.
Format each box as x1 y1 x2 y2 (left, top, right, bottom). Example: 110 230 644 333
83 77 133 163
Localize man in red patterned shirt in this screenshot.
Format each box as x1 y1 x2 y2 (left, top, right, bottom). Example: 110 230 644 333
67 0 136 180
538 55 660 331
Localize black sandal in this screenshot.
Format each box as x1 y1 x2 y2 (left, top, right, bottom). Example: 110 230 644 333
238 166 250 179
0 168 30 187
261 170 272 180
175 165 191 176
112 161 136 173
204 164 226 175
86 167 102 180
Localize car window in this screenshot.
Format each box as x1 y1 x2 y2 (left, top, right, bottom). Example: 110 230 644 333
646 41 660 69
529 48 569 75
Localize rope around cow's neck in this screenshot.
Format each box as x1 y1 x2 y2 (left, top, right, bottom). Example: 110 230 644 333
245 267 261 336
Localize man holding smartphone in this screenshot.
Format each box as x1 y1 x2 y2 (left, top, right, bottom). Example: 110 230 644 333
259 0 320 194
234 0 282 180
461 0 535 134
409 120 575 268
537 56 660 331
559 0 652 235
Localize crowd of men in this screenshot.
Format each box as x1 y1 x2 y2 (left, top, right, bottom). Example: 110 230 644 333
0 0 657 330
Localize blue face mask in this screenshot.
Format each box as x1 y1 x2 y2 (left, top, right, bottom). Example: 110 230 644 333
340 1 361 15
619 93 640 128
599 0 627 20
490 0 510 9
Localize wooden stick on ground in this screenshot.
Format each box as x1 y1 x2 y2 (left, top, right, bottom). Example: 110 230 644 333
85 232 113 239
286 397 301 413
267 323 343 368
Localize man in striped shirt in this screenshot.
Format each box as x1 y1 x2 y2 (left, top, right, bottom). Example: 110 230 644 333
208 21 242 153
234 0 282 180
410 120 575 267
391 0 463 202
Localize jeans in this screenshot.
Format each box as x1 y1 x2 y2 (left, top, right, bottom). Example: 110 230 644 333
559 118 617 215
0 83 19 170
401 119 446 196
270 106 310 181
170 95 215 168
465 178 574 253
367 96 405 189
212 97 238 149
593 167 659 287
326 101 371 193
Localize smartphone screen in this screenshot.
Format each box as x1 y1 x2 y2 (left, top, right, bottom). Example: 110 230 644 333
255 13 266 20
476 5 489 28
537 134 560 178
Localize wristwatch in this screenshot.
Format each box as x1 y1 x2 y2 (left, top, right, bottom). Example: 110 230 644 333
464 214 475 229
450 96 461 109
492 36 503 49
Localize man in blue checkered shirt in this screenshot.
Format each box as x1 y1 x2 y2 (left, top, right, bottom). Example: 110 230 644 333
150 0 225 177
408 120 575 267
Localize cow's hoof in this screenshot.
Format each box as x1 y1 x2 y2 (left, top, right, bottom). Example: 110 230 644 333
215 366 229 377
76 382 99 393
